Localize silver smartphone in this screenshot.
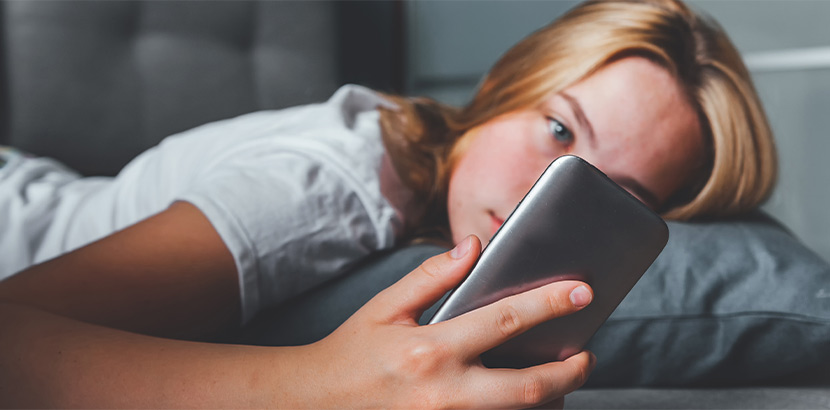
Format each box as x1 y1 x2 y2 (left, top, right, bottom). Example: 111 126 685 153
428 155 668 368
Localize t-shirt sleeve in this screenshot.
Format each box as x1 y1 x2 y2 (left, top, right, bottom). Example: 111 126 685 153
177 151 391 323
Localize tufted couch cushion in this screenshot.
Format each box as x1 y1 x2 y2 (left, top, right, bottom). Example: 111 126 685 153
0 0 400 176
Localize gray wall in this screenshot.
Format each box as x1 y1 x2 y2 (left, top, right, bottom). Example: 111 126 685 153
693 0 830 266
405 0 578 104
405 0 830 262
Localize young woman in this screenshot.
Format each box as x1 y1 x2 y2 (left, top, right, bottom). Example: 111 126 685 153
0 0 776 407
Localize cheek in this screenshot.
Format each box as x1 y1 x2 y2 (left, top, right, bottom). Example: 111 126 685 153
446 174 470 244
446 146 495 241
447 140 552 243
452 139 535 206
444 141 497 242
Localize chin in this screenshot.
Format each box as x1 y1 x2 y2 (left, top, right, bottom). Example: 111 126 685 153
449 228 488 248
480 235 493 248
474 228 495 248
448 214 493 247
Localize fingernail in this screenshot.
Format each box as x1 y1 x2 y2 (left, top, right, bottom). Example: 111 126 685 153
450 235 472 259
569 285 592 307
589 352 598 369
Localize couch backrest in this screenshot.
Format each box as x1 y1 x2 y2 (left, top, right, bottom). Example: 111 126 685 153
0 0 401 176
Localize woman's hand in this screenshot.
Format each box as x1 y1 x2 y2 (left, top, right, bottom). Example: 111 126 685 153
304 235 596 409
0 233 594 408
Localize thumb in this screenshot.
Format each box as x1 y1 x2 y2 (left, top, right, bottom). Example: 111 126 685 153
369 235 481 324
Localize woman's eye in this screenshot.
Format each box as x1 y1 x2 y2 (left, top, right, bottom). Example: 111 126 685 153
547 117 574 145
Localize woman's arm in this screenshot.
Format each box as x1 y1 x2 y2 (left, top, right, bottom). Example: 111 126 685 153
0 302 303 407
0 236 595 408
0 201 240 339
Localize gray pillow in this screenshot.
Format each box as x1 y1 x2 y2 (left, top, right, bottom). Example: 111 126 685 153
586 213 830 387
232 244 446 346
235 213 830 387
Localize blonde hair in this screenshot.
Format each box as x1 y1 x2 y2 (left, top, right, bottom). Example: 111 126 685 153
380 0 777 239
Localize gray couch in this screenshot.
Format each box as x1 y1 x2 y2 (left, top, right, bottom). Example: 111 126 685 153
1 0 401 176
2 1 827 408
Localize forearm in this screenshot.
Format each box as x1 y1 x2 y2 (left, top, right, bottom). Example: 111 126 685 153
0 201 240 339
0 302 309 408
1 238 597 409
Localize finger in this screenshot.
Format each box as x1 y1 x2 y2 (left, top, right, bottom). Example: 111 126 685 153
466 350 595 409
443 280 593 356
366 235 481 323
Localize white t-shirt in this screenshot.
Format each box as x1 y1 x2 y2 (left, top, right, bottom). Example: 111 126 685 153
0 85 405 322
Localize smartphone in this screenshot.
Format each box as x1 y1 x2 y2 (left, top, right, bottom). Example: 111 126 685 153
428 155 668 368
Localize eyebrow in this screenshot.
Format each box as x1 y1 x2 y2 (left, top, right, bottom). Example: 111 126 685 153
610 174 661 210
559 92 597 148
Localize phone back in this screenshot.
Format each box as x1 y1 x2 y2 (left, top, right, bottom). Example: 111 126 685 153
428 155 668 367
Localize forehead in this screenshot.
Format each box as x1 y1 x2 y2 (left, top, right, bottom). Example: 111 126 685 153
561 57 704 204
564 58 690 134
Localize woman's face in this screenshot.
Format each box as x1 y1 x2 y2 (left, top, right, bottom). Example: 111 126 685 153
447 57 705 245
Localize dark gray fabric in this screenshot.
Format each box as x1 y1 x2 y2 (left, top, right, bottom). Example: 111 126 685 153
587 214 830 387
239 214 830 389
566 387 830 409
0 0 402 177
2 1 338 175
233 244 448 346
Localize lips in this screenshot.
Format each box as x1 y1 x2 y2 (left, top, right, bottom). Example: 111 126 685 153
489 211 505 237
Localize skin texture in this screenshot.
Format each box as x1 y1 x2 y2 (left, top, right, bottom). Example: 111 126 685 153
0 202 240 339
0 219 596 408
448 57 705 245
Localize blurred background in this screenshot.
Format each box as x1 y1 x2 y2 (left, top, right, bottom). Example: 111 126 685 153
404 0 830 264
